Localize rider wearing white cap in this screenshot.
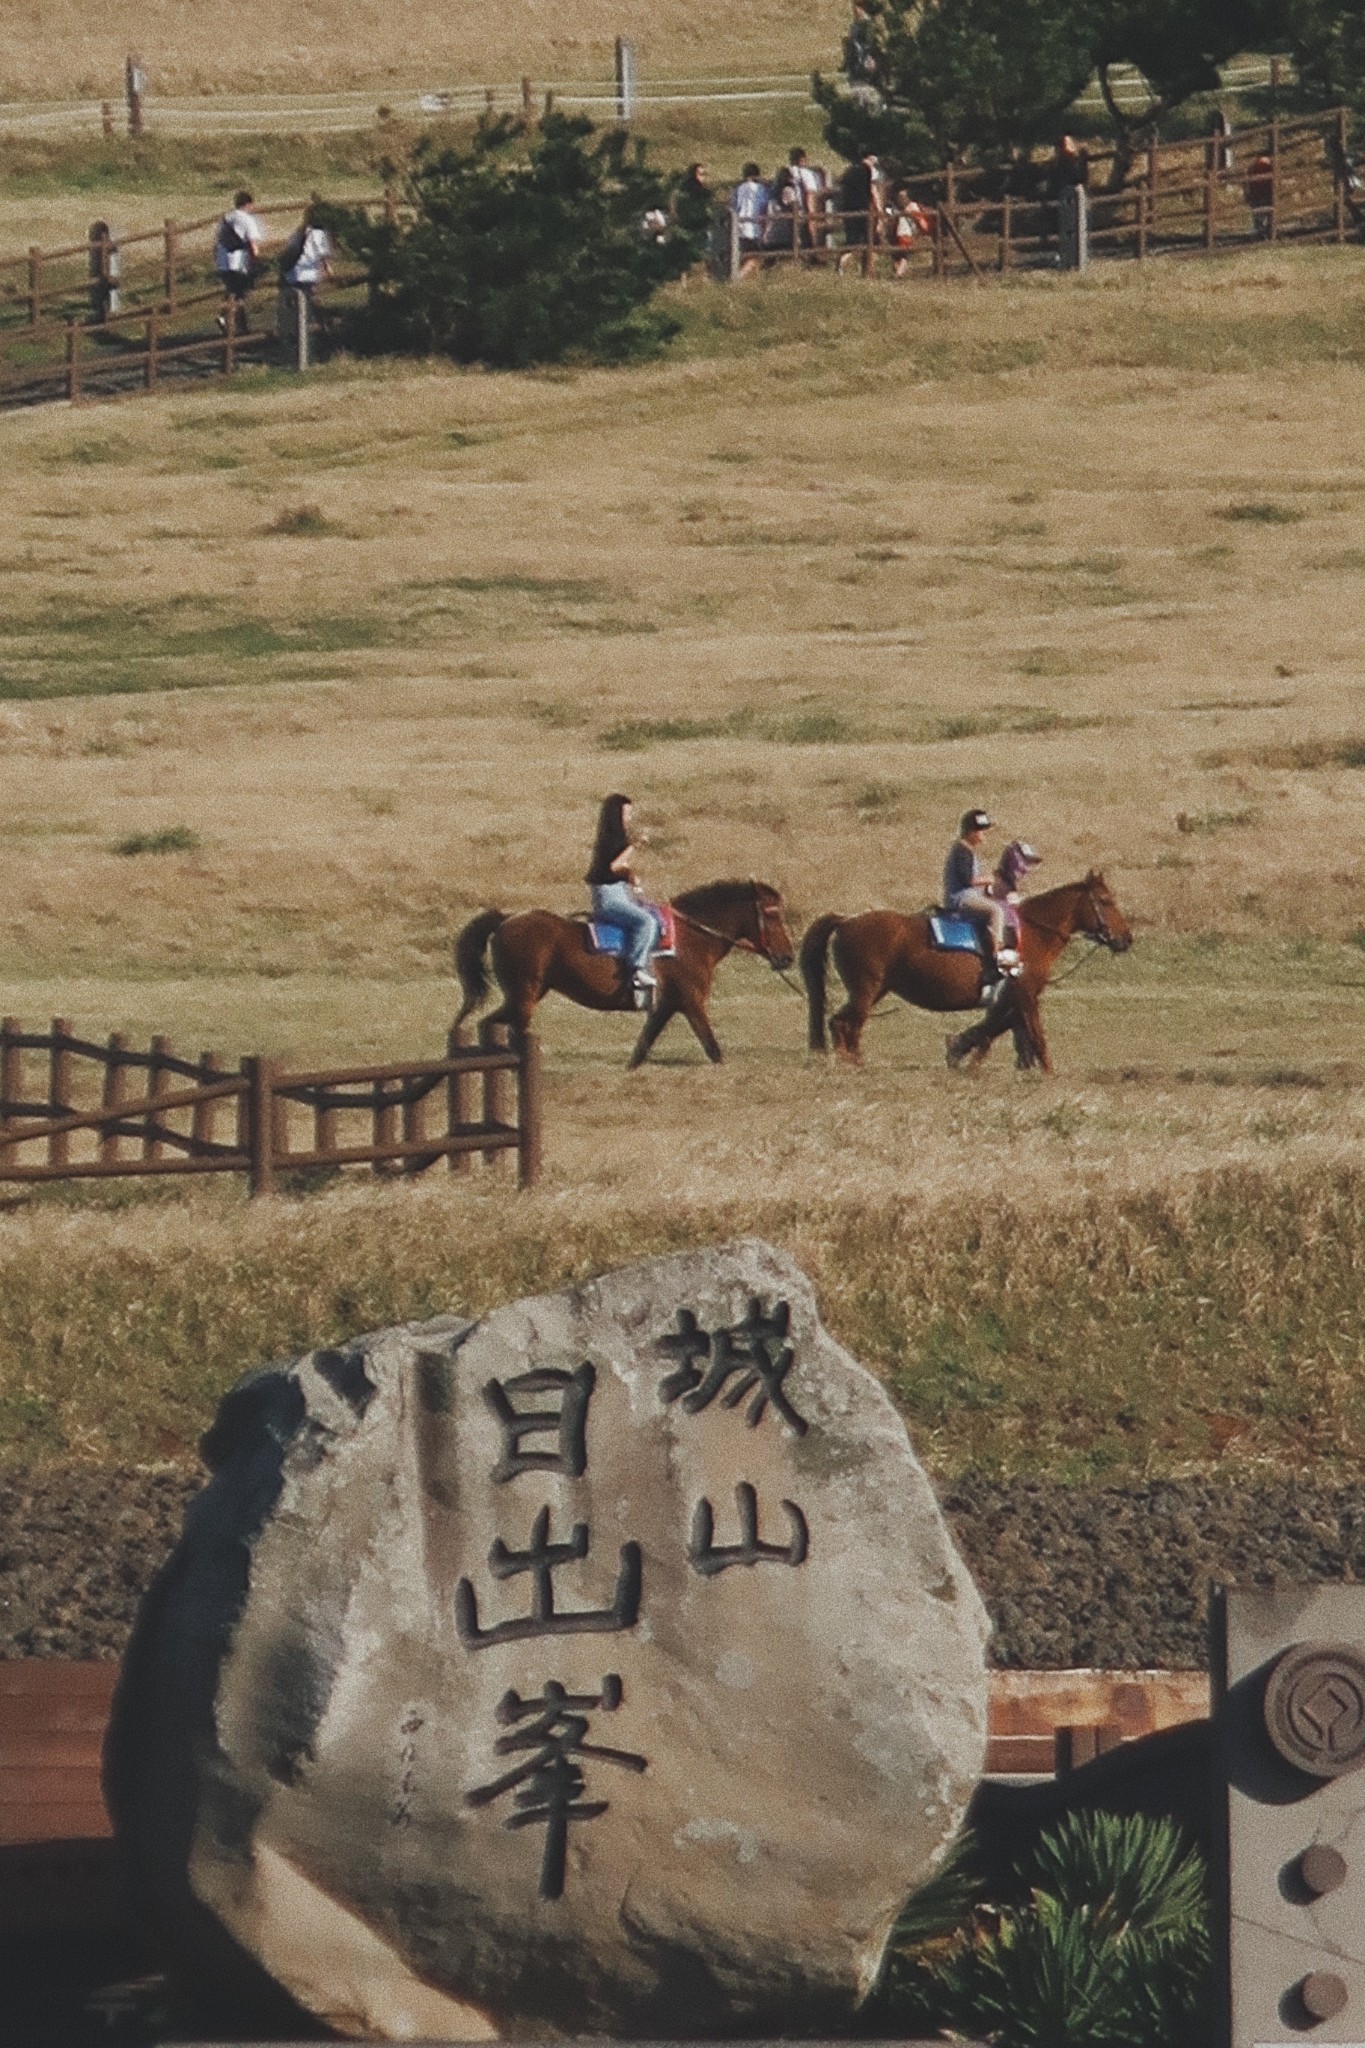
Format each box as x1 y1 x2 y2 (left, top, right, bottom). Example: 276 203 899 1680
943 808 1020 980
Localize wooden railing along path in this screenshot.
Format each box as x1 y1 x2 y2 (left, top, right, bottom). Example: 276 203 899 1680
734 106 1357 281
0 1016 542 1193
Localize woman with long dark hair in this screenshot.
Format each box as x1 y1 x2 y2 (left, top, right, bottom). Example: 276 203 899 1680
585 794 658 1006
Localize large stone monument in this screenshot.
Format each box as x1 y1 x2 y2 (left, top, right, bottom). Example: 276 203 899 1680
106 1240 989 2039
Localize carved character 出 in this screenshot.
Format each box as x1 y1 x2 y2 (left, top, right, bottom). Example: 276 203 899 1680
455 1504 642 1649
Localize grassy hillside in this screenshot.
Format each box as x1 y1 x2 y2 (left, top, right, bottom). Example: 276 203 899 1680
0 245 1363 1474
0 2 847 100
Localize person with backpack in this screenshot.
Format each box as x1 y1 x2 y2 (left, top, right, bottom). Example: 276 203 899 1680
215 188 266 335
276 204 332 352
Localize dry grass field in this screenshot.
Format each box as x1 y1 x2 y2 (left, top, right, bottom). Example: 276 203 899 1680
1 246 1364 1477
0 1 846 101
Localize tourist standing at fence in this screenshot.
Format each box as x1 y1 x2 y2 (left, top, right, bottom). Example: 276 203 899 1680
215 189 266 335
87 221 120 324
276 205 332 353
733 162 768 276
788 147 819 257
1244 153 1275 239
837 150 882 270
887 186 931 276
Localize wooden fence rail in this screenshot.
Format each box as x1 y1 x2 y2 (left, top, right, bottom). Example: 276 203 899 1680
0 1017 541 1192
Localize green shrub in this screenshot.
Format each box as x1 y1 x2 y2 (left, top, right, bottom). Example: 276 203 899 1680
328 111 699 368
882 1811 1210 2048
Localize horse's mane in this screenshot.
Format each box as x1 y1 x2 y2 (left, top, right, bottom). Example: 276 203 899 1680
1019 871 1105 918
672 878 774 915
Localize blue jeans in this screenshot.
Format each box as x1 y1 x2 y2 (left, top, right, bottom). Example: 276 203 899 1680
591 882 656 972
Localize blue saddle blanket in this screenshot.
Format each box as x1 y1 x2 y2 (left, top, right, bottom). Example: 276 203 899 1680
585 905 676 958
928 912 985 955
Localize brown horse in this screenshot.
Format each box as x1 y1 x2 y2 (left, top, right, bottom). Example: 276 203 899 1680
455 879 795 1068
801 872 1133 1073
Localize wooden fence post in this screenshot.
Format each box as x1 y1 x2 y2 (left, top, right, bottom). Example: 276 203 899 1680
480 1020 511 1168
144 1034 171 1162
0 1018 20 1170
931 206 943 278
372 1079 397 1175
1337 108 1349 243
163 219 178 310
145 309 159 392
48 1019 72 1171
1269 113 1280 240
243 1056 277 1195
65 321 81 404
517 1032 542 1188
1204 160 1216 251
314 1085 337 1162
193 1049 221 1156
401 1074 428 1175
999 192 1012 272
100 1032 128 1164
447 1022 472 1174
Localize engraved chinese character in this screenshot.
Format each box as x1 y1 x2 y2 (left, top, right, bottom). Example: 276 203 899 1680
455 1505 642 1650
688 1481 809 1578
655 1298 808 1436
466 1675 646 1899
483 1362 595 1483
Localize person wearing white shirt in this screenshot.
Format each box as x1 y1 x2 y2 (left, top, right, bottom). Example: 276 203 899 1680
214 188 266 334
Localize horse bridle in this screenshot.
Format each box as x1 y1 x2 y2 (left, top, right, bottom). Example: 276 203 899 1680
1024 879 1124 951
675 883 787 964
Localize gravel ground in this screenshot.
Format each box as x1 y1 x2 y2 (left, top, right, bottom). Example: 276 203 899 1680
3 1464 1365 1667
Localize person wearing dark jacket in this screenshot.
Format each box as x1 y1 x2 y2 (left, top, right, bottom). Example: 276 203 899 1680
943 807 1019 978
585 794 658 1005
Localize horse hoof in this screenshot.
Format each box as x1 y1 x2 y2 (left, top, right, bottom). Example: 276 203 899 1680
945 1033 964 1070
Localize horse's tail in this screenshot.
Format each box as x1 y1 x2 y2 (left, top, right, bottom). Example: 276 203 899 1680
454 909 507 1024
800 914 843 1052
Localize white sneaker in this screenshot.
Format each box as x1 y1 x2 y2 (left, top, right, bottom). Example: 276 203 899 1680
996 948 1021 974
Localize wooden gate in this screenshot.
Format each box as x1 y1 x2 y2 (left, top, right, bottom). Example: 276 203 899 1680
0 1018 541 1192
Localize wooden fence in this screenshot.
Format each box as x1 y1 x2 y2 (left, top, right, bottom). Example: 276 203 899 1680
0 192 389 408
0 1017 542 1193
729 105 1358 280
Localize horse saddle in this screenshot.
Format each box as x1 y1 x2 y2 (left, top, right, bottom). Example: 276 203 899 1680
928 903 1022 954
585 903 677 958
927 911 985 954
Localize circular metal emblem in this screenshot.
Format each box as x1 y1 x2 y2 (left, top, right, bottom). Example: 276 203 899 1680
1265 1642 1365 1777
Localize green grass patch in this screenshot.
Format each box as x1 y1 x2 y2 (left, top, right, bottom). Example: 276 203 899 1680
1218 500 1305 525
601 715 736 750
113 825 201 856
1308 548 1365 571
